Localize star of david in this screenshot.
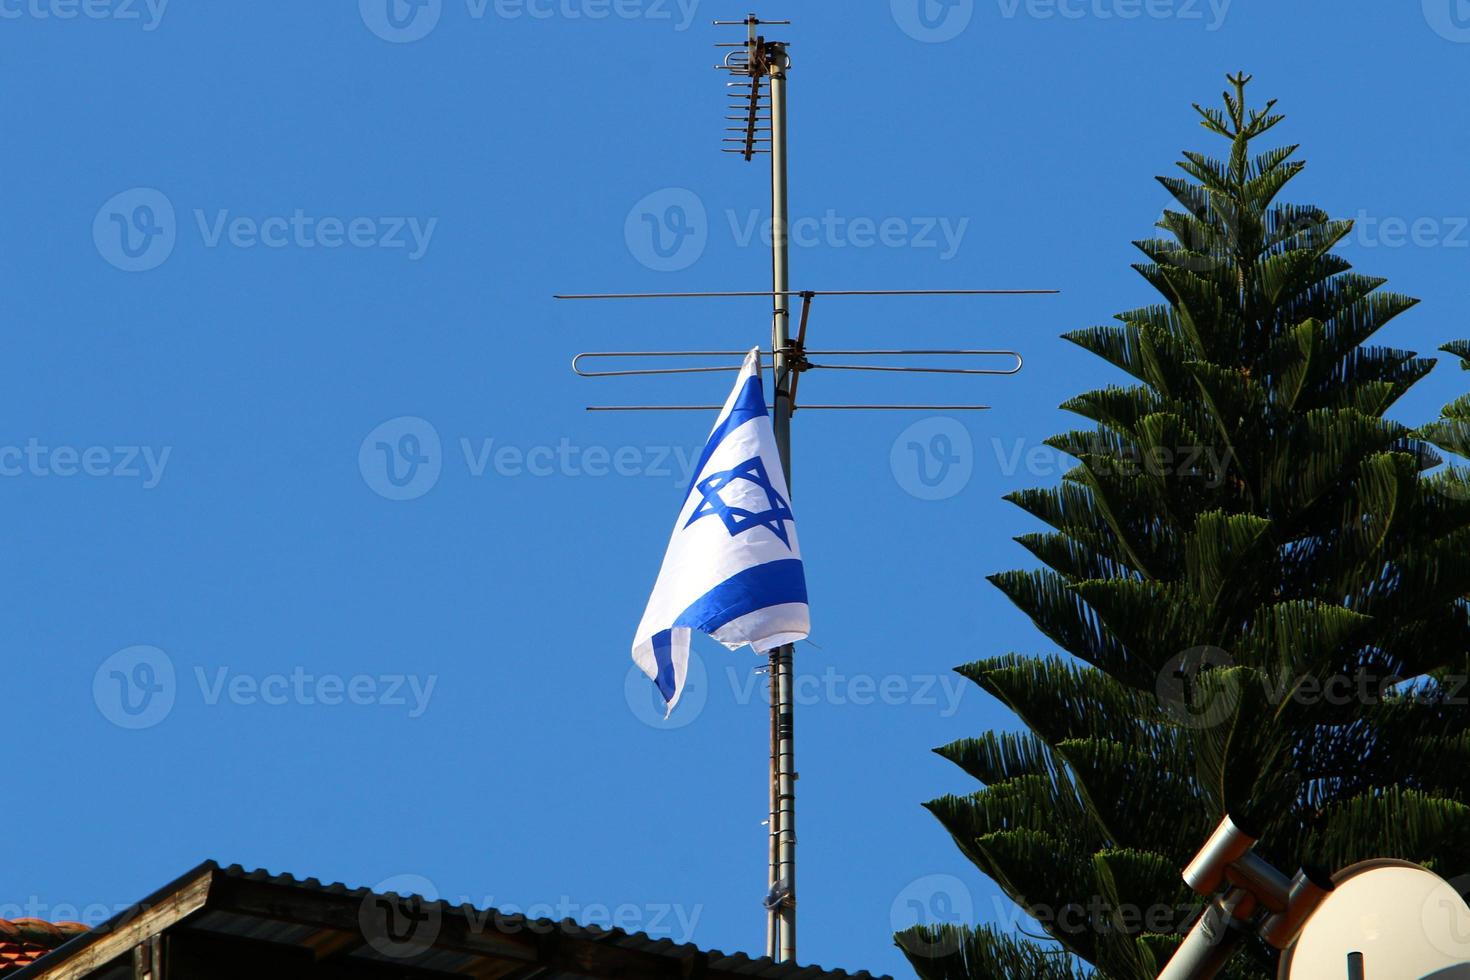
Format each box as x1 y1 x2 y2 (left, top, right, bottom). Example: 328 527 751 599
685 456 794 548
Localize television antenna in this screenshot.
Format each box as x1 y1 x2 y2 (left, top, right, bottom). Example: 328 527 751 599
556 14 1058 963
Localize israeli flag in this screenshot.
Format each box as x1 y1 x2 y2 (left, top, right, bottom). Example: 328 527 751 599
632 348 810 714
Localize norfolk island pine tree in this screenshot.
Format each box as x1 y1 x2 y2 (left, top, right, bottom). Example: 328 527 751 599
896 74 1470 980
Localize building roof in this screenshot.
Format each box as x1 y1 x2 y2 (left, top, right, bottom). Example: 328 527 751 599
9 862 891 980
0 921 89 975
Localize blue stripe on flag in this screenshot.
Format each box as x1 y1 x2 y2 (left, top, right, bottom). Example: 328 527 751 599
674 558 807 635
683 374 767 496
651 629 677 702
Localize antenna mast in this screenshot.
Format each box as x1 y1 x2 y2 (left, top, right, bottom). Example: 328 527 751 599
719 14 798 961
557 13 1059 966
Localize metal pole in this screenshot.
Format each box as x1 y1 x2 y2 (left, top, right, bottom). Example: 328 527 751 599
1155 892 1253 980
766 39 797 966
766 652 779 959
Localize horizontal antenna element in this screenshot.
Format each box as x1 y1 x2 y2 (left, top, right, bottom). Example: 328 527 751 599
554 289 1060 299
573 349 1024 378
585 404 993 412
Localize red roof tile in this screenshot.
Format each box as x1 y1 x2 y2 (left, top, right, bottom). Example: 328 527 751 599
0 920 88 975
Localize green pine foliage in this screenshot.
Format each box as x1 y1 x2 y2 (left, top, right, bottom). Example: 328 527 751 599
898 75 1470 980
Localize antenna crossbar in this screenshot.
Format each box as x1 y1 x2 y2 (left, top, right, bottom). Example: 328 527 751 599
585 404 993 412
572 349 1024 378
554 289 1059 299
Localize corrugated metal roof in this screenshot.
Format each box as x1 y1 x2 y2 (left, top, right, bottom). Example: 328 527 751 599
208 864 888 979
10 862 892 980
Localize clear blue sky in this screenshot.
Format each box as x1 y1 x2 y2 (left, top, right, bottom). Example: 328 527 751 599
4 3 1468 977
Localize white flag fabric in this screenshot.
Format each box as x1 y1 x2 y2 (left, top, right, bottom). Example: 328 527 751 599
632 348 810 714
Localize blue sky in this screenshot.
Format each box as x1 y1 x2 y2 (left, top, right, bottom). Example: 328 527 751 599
3 2 1469 977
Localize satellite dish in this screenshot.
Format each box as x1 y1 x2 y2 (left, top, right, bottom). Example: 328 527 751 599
1279 859 1470 979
